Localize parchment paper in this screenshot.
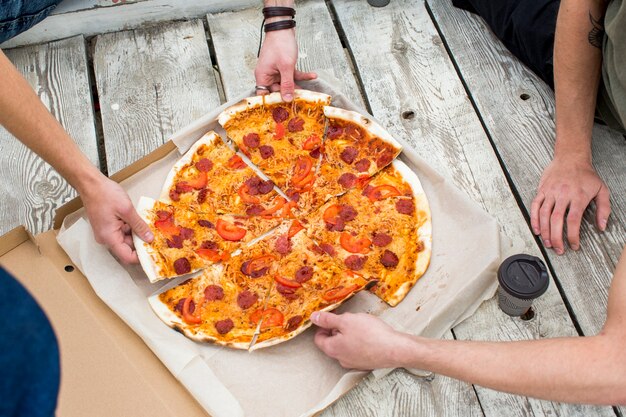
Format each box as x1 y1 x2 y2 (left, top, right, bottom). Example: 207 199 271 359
57 77 503 417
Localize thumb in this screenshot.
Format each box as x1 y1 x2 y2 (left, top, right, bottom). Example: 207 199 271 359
122 205 154 242
311 311 343 330
595 184 611 231
278 63 295 102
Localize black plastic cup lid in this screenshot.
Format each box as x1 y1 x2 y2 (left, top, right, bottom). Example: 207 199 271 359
497 254 549 300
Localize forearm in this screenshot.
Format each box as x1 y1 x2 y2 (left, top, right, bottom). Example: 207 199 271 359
396 333 626 405
263 0 294 7
0 51 103 195
553 0 608 160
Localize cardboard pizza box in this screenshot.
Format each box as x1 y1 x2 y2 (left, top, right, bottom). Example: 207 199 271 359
0 140 209 417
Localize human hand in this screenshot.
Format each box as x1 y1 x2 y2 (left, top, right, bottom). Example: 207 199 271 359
255 28 316 101
311 311 407 370
81 175 153 264
531 155 610 254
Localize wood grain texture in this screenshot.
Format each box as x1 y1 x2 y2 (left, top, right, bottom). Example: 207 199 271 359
331 0 614 416
93 20 220 174
210 2 481 416
428 0 626 339
0 35 99 235
207 0 365 106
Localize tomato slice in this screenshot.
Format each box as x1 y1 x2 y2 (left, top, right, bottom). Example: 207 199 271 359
182 297 202 324
250 307 284 328
195 248 222 262
260 196 286 215
322 204 341 225
154 218 180 238
302 134 321 150
274 122 285 140
274 275 302 288
228 154 247 170
322 284 360 302
293 170 316 190
288 220 304 238
241 254 276 276
356 175 371 189
291 156 313 186
182 172 207 190
365 184 401 202
281 200 298 218
237 183 261 204
216 219 247 241
339 232 372 254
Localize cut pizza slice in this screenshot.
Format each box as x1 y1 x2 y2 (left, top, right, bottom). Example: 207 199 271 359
134 196 282 282
302 160 432 306
160 131 288 217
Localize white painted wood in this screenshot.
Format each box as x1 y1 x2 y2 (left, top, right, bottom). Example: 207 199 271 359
207 0 366 106
428 0 626 340
93 19 221 174
1 0 257 49
210 2 482 416
331 0 615 416
0 35 99 235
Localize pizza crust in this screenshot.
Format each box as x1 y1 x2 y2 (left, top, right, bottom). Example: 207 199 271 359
217 90 332 127
160 131 222 203
323 106 403 151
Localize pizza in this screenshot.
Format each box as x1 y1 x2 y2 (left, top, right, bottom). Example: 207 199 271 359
135 89 432 349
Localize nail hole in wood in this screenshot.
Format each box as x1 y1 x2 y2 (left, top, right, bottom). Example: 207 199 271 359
520 93 531 101
64 265 75 273
402 110 415 120
520 307 535 321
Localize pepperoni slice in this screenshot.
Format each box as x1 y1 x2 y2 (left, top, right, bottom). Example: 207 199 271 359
215 318 234 335
259 145 275 159
339 205 357 222
325 218 345 232
173 258 191 275
380 249 399 268
274 235 292 255
319 243 336 257
179 227 194 240
246 204 264 216
204 285 224 301
344 255 367 271
169 189 181 201
197 188 209 204
237 290 258 310
257 180 274 195
340 146 358 164
195 158 213 172
294 266 313 283
327 125 343 139
344 124 363 139
198 219 214 228
338 173 357 188
376 150 394 167
243 133 260 148
272 106 289 123
285 315 303 332
240 255 275 278
372 232 392 247
395 198 415 215
355 158 371 172
166 235 183 249
200 240 217 249
287 117 304 132
174 298 185 312
276 283 298 300
309 147 321 159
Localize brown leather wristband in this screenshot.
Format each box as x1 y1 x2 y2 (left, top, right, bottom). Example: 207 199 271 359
264 19 296 33
262 6 296 19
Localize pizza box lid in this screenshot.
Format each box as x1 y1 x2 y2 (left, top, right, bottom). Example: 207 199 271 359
0 140 210 417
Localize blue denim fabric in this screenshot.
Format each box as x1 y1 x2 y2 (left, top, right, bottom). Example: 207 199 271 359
0 267 60 417
0 0 64 43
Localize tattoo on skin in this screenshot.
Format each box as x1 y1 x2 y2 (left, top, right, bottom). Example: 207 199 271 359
588 12 605 49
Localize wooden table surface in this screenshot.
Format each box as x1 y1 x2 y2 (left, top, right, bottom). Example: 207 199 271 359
1 1 625 416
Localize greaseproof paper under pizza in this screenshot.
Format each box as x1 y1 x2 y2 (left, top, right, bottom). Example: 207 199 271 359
133 89 432 350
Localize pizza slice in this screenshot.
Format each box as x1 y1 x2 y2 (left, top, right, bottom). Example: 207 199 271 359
302 160 432 306
134 196 282 282
160 131 287 217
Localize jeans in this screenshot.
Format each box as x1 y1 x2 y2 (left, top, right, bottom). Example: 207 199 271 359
0 0 64 44
0 268 60 417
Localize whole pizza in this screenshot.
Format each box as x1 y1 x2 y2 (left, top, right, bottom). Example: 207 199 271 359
133 90 432 350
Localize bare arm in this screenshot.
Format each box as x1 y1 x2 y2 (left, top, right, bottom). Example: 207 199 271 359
531 0 610 254
255 0 316 101
0 50 152 263
313 246 626 405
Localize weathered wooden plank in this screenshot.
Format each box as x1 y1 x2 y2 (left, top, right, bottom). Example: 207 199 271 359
207 0 365 107
0 35 99 235
93 20 220 174
331 0 614 416
209 2 482 416
1 0 257 49
428 0 626 349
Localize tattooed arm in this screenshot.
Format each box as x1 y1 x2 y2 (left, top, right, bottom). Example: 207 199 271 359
531 0 611 255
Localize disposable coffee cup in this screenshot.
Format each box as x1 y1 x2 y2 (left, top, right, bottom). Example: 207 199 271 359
367 0 391 7
497 254 549 316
